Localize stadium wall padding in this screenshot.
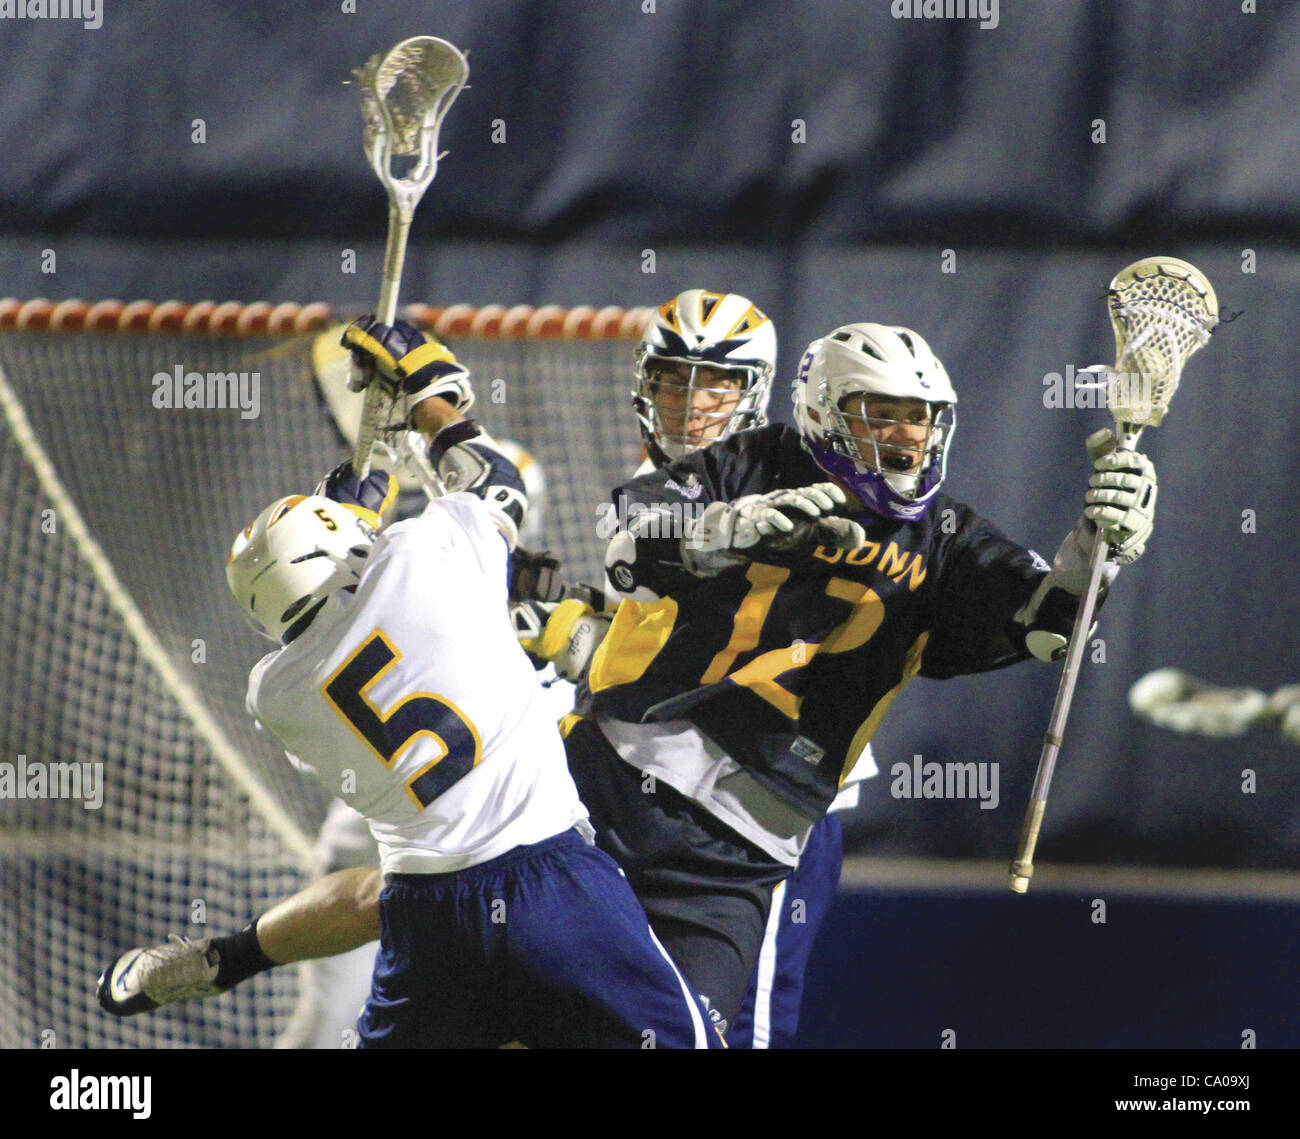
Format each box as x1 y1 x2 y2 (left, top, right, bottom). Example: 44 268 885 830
1 1 1296 872
2 1 1297 245
794 882 1300 1048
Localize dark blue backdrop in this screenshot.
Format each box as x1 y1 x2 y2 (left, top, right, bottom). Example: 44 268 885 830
2 0 1297 876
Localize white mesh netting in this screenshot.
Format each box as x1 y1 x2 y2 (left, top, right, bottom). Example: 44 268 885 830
0 317 641 1047
1107 259 1217 427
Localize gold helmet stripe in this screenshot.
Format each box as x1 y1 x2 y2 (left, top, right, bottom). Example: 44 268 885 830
724 303 769 339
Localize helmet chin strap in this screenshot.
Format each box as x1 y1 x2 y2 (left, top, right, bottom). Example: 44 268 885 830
883 469 920 496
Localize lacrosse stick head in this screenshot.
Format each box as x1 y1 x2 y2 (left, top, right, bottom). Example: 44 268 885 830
356 37 468 201
1105 256 1218 429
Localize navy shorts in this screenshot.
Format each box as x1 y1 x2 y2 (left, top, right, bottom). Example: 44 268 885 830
563 720 791 1035
729 812 843 1048
357 829 720 1048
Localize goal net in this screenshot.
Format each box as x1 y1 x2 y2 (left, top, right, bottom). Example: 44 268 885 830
0 298 646 1048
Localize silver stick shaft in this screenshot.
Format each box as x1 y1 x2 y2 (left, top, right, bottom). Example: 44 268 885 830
1009 425 1142 892
352 203 412 476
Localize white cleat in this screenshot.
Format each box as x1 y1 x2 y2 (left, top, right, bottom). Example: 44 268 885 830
96 936 224 1017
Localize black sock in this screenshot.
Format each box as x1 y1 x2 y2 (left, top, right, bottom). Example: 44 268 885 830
211 921 277 990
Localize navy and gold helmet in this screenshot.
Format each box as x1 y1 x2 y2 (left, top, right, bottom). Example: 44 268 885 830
633 289 776 467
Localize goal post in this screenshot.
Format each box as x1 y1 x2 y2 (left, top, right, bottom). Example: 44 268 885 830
0 297 648 1048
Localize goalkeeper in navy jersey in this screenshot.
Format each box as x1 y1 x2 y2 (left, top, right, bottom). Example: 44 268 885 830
563 322 1159 1030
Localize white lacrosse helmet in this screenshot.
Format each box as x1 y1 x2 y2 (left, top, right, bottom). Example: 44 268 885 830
634 289 776 466
793 323 957 521
226 494 379 643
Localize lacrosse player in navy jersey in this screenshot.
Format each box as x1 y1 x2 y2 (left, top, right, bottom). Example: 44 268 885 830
618 289 871 1046
99 319 719 1050
562 321 1159 1033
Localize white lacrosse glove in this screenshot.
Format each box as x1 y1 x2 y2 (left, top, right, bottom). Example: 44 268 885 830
513 598 611 683
681 483 865 576
341 318 475 417
1084 428 1157 565
1128 669 1269 737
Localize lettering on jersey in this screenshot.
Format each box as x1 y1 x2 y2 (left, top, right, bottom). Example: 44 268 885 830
701 564 790 683
897 553 927 591
845 542 881 566
877 542 910 578
813 541 926 590
714 573 884 720
322 629 483 810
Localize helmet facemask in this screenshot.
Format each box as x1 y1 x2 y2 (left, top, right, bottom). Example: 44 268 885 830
634 353 768 465
824 392 956 510
632 289 776 467
793 323 958 522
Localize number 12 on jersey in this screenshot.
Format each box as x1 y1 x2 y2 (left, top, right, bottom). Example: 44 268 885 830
322 628 482 810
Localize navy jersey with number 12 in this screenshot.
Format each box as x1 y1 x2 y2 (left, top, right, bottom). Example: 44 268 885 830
591 423 1052 821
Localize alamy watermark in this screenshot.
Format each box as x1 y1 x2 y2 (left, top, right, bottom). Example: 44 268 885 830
0 754 103 809
50 1070 150 1119
890 753 999 809
891 0 998 31
152 365 260 419
595 497 706 543
1042 365 1158 412
0 0 101 30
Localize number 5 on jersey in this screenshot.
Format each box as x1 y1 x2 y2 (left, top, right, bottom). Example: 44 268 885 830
322 629 482 809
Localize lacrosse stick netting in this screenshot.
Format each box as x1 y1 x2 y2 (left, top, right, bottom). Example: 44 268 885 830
352 37 469 476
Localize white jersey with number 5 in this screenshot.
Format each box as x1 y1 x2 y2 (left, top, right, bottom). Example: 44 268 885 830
247 493 590 876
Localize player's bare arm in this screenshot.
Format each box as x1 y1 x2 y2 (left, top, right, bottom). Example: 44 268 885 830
256 866 382 965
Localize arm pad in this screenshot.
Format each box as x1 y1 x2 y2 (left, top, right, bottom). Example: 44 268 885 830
426 420 528 549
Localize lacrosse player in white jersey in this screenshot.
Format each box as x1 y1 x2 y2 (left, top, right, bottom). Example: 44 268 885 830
273 334 569 1049
99 319 718 1049
98 294 859 1048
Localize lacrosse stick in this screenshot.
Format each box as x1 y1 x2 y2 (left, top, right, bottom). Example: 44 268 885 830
1008 257 1219 893
1130 670 1300 742
351 36 468 478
